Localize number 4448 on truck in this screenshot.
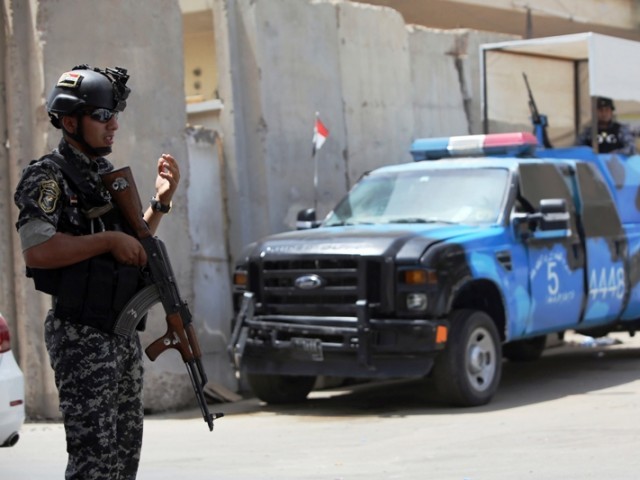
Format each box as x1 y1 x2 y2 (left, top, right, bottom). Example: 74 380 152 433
229 33 640 407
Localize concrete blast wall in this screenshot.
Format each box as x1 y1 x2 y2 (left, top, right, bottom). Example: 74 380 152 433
215 0 516 260
2 0 58 419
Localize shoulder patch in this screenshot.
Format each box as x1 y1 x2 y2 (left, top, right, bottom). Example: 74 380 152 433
38 179 61 213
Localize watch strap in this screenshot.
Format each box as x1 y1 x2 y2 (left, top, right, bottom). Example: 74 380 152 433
150 197 172 213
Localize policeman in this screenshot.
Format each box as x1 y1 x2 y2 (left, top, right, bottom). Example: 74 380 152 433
576 96 637 156
14 65 180 479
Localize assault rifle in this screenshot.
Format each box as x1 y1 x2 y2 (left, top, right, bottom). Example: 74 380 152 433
102 167 222 431
522 72 552 148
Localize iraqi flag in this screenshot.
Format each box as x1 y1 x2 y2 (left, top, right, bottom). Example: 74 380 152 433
312 115 329 156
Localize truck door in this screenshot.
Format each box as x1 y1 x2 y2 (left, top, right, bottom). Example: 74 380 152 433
575 163 627 324
518 163 585 333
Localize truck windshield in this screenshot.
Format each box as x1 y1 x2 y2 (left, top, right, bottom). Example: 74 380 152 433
324 167 509 226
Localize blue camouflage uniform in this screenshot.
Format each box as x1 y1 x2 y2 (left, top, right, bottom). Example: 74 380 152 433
14 139 144 480
576 120 637 156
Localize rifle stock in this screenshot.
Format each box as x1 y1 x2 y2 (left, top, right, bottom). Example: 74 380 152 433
101 167 151 240
102 166 222 431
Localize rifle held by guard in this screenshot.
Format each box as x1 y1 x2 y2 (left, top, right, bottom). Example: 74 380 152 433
102 166 222 431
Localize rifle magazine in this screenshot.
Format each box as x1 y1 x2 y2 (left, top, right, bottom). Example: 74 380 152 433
113 284 161 337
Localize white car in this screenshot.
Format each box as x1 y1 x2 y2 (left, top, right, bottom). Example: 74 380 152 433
0 312 25 447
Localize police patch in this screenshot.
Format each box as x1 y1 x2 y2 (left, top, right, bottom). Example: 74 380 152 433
38 180 61 213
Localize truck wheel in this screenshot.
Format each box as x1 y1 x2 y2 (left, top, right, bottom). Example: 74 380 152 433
247 374 316 404
503 335 546 362
432 310 502 407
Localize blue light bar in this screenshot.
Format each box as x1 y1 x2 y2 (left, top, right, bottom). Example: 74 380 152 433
410 132 538 161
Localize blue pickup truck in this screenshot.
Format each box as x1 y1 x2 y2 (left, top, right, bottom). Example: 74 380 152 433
229 130 640 407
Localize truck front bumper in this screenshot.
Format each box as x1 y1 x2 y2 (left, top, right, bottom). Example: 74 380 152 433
229 293 448 379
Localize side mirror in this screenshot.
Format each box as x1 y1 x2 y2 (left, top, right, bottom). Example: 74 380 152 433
531 199 571 239
296 208 321 230
538 199 570 231
514 198 571 240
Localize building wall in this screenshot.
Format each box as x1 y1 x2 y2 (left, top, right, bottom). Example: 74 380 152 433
184 18 219 102
353 0 640 41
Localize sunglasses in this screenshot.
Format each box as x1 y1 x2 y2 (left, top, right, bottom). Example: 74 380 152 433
86 108 119 123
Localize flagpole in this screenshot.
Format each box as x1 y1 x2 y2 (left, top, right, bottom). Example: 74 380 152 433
313 112 319 214
312 112 328 217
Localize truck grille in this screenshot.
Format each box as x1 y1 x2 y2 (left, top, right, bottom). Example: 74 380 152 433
253 256 383 316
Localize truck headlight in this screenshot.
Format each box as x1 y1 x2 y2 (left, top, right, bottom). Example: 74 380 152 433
406 292 428 311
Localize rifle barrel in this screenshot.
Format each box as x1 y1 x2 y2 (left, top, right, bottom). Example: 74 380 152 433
186 360 223 431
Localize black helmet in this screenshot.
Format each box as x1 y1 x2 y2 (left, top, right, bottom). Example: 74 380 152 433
596 97 615 110
47 64 130 128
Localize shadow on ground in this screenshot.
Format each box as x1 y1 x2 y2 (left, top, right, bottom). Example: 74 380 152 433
159 338 640 421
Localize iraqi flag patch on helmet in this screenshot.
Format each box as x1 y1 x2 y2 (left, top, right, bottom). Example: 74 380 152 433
56 72 82 89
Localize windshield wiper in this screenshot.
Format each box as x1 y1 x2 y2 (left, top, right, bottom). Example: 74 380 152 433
325 220 376 227
387 218 459 225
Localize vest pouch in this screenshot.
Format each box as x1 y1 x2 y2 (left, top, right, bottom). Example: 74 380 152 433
54 255 144 334
28 267 61 296
81 255 118 332
53 259 92 321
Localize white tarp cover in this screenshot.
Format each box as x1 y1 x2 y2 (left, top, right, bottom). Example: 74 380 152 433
480 32 640 146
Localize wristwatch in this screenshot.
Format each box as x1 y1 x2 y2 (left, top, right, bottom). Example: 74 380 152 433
150 197 172 214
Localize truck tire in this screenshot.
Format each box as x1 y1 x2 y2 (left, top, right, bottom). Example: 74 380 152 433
432 309 502 407
247 373 316 404
502 335 546 362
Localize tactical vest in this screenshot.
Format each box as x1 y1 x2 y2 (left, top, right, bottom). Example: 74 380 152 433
597 123 624 153
28 152 146 333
